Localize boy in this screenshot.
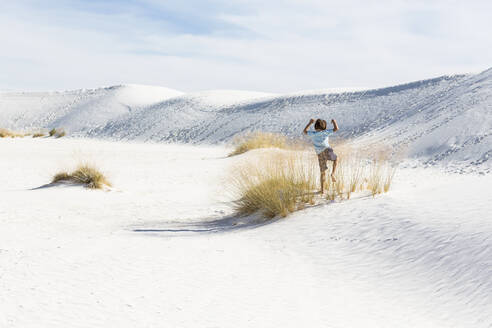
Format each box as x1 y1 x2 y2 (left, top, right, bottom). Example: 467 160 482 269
303 118 339 194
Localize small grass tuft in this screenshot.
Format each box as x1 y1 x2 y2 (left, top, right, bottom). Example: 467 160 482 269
52 164 111 189
32 132 46 138
49 128 66 138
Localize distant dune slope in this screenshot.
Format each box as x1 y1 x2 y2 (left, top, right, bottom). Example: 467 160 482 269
1 69 491 170
0 84 183 132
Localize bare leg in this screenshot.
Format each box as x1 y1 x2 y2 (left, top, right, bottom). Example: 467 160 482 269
320 170 325 194
331 158 338 182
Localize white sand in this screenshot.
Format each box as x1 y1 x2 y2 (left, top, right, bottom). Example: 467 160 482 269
1 137 490 327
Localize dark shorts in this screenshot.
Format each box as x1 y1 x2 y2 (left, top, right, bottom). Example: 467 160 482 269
317 147 337 171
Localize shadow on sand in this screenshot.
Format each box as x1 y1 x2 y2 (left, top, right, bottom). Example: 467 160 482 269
130 193 370 237
132 213 279 237
29 181 115 191
29 182 81 190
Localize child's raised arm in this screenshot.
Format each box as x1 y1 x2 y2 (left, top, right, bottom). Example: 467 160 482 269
331 119 339 132
303 119 315 134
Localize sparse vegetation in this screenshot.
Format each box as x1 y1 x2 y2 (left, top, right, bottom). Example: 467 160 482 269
0 127 66 139
52 164 111 189
347 159 363 199
230 150 316 218
49 128 66 138
366 160 396 197
229 133 398 218
0 128 25 138
229 132 306 156
324 146 397 200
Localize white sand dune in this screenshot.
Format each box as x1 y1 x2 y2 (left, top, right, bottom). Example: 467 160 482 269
2 69 491 172
0 138 490 327
0 84 183 132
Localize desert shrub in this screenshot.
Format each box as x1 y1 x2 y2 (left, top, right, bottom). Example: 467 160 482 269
52 164 111 189
229 132 307 156
230 150 316 218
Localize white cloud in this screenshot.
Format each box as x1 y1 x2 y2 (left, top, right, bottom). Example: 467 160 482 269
0 0 491 92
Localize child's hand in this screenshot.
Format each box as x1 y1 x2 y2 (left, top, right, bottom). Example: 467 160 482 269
309 118 315 124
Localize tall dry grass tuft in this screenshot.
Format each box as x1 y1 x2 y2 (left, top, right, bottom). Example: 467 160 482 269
347 161 363 199
229 136 398 216
52 164 111 189
324 143 397 201
229 132 307 156
367 160 396 197
230 150 317 218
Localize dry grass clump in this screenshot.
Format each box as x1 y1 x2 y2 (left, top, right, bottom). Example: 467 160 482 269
230 151 316 218
229 132 306 156
228 135 398 217
52 164 111 189
49 128 66 138
0 128 26 138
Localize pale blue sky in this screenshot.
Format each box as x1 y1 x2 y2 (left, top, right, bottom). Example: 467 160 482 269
1 0 491 92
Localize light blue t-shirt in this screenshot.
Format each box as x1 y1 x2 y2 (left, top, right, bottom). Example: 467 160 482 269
306 129 334 154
